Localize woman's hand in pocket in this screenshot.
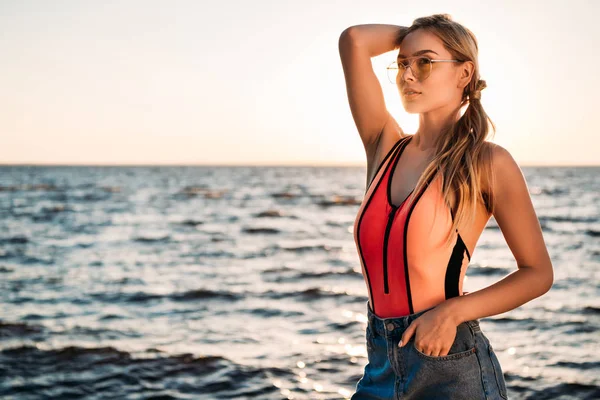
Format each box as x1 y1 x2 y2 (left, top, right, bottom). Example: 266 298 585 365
398 306 460 357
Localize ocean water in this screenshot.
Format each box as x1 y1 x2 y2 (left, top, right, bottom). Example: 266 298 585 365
0 165 598 400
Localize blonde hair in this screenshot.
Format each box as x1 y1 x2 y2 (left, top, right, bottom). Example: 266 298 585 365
395 14 496 247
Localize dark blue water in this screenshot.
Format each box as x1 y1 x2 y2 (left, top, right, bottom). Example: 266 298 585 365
1 165 599 399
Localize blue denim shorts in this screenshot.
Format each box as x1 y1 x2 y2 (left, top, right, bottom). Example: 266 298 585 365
351 301 508 399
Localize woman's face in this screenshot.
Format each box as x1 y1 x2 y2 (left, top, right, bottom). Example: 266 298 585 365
396 29 470 114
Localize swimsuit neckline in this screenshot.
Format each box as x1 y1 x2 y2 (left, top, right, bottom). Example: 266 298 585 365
387 135 418 209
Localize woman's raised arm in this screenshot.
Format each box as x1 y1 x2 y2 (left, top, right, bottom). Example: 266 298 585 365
338 24 407 151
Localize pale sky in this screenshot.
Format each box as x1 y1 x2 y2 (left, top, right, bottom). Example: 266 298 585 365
1 0 598 166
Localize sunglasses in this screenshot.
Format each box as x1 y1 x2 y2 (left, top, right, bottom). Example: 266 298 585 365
386 56 462 83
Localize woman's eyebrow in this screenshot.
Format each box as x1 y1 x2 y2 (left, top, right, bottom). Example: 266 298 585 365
397 49 439 59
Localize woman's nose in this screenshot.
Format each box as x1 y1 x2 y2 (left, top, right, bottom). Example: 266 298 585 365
401 64 417 81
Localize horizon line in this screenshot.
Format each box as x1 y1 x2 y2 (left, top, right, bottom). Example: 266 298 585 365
1 162 599 168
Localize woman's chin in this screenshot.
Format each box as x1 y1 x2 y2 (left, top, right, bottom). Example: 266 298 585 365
403 105 422 114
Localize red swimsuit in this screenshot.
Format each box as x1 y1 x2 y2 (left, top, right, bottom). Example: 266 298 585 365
353 135 472 318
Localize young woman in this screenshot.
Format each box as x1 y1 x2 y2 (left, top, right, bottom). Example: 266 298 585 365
338 14 554 399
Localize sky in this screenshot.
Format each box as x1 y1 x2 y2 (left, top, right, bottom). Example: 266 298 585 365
0 0 598 166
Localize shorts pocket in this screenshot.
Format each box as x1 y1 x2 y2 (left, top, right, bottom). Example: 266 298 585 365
488 343 508 399
410 320 477 361
412 341 476 361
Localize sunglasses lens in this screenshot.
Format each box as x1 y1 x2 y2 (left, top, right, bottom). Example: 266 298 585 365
416 57 432 79
389 57 431 82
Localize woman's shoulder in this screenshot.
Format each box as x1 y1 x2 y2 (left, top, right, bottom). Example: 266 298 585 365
484 141 517 171
480 141 521 197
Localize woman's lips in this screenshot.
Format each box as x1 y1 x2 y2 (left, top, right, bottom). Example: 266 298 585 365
404 92 421 99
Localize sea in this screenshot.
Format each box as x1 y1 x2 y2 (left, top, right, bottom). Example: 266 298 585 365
0 165 598 400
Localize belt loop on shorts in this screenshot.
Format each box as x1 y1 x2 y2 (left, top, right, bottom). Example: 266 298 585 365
366 301 377 333
466 319 481 333
368 313 376 331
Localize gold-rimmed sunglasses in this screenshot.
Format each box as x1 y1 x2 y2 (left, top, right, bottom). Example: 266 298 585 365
386 56 462 83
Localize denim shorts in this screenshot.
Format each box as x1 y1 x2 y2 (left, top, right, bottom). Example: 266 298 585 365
351 301 508 400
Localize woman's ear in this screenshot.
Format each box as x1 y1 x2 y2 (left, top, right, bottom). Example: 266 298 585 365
457 60 475 90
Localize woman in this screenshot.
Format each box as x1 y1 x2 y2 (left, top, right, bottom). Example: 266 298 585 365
338 14 554 399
